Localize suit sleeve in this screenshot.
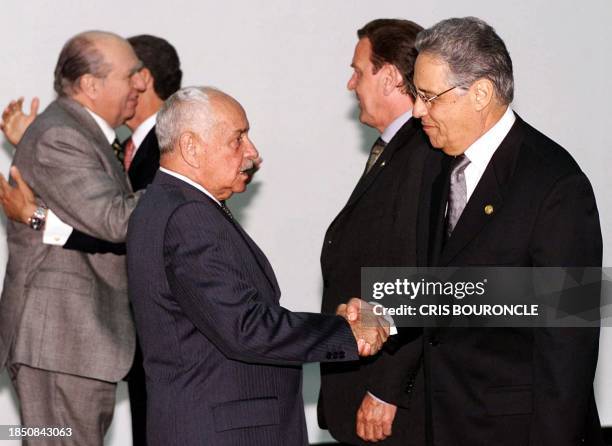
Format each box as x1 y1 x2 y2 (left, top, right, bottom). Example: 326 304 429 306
364 327 423 408
63 229 126 255
164 201 360 366
528 171 602 445
32 126 141 242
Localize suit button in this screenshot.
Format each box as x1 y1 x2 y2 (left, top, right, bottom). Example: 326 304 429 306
326 352 332 360
429 338 440 346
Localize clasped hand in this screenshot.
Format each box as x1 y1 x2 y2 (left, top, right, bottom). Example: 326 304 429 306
337 298 390 356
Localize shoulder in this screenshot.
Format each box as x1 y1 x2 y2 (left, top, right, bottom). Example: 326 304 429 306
517 118 583 182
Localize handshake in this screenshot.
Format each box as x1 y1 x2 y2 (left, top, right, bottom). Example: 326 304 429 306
337 298 391 356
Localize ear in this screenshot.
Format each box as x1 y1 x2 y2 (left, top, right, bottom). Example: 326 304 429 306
140 68 154 90
472 78 494 111
382 64 403 96
78 74 99 100
178 132 201 168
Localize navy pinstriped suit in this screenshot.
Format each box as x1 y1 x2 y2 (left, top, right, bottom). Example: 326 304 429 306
127 171 359 445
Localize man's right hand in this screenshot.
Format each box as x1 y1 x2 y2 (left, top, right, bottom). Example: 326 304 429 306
0 97 39 146
337 298 390 356
0 166 38 224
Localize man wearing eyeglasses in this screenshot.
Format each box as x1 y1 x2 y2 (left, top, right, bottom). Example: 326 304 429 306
318 18 443 445
378 17 603 446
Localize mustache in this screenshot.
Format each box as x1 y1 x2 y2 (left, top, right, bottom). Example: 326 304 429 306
240 156 262 176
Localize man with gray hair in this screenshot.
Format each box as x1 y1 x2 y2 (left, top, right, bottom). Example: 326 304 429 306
0 31 145 445
376 17 602 445
126 86 390 445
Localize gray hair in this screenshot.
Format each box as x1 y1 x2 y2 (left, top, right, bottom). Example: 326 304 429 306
53 31 117 97
415 17 514 105
156 86 223 154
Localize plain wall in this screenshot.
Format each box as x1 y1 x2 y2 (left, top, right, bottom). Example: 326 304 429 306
0 1 610 443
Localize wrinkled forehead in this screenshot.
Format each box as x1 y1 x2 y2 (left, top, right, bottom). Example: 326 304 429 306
213 95 248 127
414 52 451 90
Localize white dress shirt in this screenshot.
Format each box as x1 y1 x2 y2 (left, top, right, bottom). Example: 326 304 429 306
463 107 516 201
129 112 157 159
159 167 221 206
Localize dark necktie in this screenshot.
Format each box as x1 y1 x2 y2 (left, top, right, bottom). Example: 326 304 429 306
123 137 135 171
220 201 234 220
111 138 124 165
445 154 471 239
364 137 387 175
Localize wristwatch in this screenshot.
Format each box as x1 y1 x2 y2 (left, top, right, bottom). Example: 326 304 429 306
27 206 47 231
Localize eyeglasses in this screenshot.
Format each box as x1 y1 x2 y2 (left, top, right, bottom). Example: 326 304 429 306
411 85 458 108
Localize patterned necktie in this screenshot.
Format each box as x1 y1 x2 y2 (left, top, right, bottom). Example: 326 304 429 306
220 201 234 220
123 137 135 172
364 137 387 175
111 138 124 165
445 154 471 239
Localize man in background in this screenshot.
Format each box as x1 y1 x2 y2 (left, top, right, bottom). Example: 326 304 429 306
0 35 182 445
0 31 145 445
318 18 441 445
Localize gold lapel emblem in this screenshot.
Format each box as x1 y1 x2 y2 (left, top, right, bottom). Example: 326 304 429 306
380 161 386 167
484 204 494 215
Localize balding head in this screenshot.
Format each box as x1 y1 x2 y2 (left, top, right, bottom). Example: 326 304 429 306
157 86 260 200
54 30 146 127
54 31 122 97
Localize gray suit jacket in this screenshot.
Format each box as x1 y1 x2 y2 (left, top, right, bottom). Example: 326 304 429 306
0 97 141 382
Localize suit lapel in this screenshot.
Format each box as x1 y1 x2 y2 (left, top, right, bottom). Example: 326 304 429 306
57 97 129 189
159 173 280 296
129 126 156 174
438 116 525 265
344 118 419 211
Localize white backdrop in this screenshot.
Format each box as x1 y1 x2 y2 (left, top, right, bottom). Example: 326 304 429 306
1 0 611 444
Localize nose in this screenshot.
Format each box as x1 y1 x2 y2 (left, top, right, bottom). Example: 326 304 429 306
244 136 259 160
347 73 356 91
412 95 428 119
131 70 146 92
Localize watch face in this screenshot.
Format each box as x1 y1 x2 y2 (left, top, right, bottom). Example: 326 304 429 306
29 216 43 231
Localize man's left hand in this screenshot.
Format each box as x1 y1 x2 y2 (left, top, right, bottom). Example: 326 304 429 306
356 392 397 442
0 166 38 223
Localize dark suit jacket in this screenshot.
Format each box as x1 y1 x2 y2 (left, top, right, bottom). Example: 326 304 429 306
396 115 604 446
126 171 359 446
128 125 160 192
318 118 441 445
63 125 160 254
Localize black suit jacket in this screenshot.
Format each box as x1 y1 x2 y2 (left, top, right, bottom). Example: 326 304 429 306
63 126 160 254
127 171 359 446
128 125 160 192
318 118 442 445
396 115 604 446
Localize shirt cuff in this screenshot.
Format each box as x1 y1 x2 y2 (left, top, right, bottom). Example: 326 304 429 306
43 209 73 245
367 391 392 406
368 301 398 336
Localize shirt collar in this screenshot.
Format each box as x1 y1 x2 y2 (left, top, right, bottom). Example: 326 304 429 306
463 107 516 176
380 109 412 144
159 166 221 206
131 112 158 149
84 108 116 144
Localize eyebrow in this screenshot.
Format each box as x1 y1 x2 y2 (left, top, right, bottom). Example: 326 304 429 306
129 60 144 76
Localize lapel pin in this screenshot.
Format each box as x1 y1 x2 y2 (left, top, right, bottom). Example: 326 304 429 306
484 204 494 215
